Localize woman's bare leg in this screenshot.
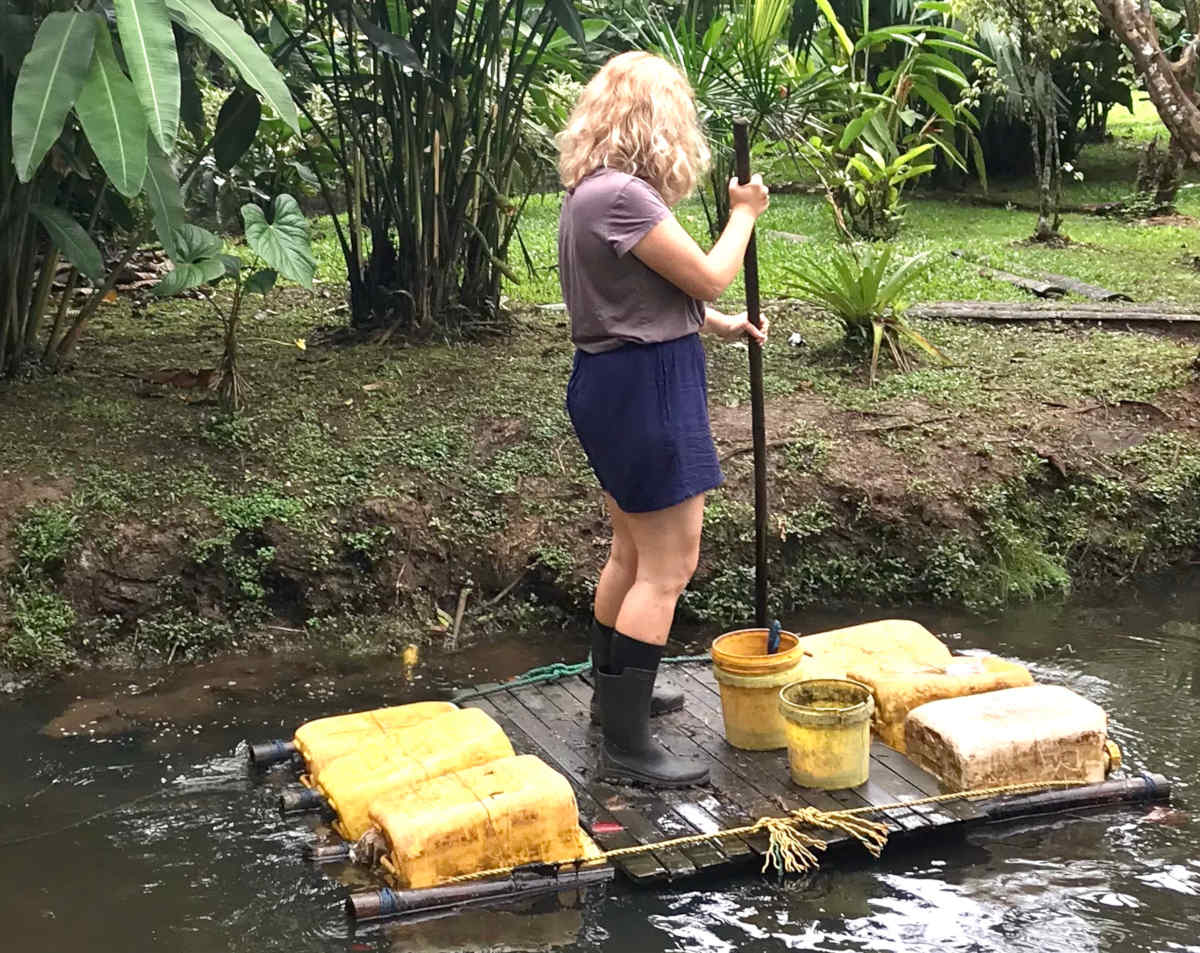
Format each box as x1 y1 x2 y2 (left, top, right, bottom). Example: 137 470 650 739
613 493 705 646
593 493 638 627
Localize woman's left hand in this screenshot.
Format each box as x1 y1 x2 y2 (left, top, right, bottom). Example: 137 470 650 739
713 310 769 345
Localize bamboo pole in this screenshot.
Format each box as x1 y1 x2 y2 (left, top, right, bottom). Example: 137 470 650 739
732 120 768 628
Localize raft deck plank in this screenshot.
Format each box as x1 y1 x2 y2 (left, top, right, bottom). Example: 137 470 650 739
463 667 1171 886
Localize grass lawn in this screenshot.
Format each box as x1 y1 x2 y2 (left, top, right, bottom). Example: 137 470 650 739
500 92 1200 309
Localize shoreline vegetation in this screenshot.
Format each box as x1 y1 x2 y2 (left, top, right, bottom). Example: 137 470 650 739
2 100 1199 684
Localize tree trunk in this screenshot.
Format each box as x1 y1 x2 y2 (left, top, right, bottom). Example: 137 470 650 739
1093 0 1200 163
1031 100 1061 241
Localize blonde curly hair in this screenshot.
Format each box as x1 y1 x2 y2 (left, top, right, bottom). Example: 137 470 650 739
556 52 710 206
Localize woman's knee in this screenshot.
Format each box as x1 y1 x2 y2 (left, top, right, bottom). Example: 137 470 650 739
637 556 697 601
608 534 638 575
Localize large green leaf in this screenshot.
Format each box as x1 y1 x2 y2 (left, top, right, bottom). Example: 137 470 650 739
165 0 299 133
154 223 225 296
114 0 180 153
11 12 97 182
813 0 852 58
839 109 875 151
544 0 586 46
241 195 315 288
910 79 954 124
76 19 149 198
212 85 261 172
31 204 104 281
144 145 186 257
173 222 223 261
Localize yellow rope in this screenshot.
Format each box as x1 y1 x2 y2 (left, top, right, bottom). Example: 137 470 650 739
430 777 1088 886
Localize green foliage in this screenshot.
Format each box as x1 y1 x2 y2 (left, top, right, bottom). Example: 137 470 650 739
76 24 150 198
13 504 79 572
153 194 312 410
793 2 986 239
241 195 315 288
31 204 103 281
226 546 277 600
200 411 253 448
10 11 95 181
781 423 832 473
135 607 234 662
1 1 296 377
786 243 942 380
145 147 188 258
115 0 182 152
395 425 467 474
166 0 300 134
211 85 262 173
534 543 574 579
643 0 838 236
343 526 393 558
777 501 835 540
2 587 75 670
210 487 305 538
154 223 226 296
286 0 589 333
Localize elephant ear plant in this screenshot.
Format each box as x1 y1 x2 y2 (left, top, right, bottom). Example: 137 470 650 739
3 0 297 376
153 194 315 412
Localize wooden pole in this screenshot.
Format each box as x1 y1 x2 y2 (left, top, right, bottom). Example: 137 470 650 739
732 120 768 629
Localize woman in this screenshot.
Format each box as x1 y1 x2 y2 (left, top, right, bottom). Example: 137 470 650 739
556 51 770 787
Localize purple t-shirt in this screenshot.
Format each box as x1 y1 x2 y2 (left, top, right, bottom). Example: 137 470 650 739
558 168 704 354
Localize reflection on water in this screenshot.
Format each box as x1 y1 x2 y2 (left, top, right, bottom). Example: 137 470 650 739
0 571 1196 953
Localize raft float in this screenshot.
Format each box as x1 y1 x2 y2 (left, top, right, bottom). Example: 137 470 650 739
250 619 1172 922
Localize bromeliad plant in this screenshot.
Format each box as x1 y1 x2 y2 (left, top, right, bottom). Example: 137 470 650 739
1 0 298 377
153 194 315 411
787 244 943 383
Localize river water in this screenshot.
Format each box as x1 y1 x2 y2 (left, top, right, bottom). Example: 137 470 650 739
1 573 1196 953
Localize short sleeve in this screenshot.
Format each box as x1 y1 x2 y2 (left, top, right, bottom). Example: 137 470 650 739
605 177 671 258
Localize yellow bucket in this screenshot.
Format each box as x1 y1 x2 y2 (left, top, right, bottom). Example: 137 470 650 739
711 628 805 750
778 678 873 789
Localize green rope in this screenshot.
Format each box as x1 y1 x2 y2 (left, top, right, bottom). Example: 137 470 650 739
449 653 709 703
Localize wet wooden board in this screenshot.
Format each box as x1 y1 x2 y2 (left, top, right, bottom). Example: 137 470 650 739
462 666 1166 886
463 667 931 885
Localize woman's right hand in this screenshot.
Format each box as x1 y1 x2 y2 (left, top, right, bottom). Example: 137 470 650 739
728 174 770 219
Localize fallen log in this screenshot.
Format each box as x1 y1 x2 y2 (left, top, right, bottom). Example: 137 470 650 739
951 251 1065 298
910 301 1200 324
1037 273 1132 302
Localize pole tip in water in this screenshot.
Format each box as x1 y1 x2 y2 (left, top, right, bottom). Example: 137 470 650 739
766 619 782 654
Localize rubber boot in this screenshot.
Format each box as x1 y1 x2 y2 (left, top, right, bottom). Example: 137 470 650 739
589 621 683 723
595 666 709 787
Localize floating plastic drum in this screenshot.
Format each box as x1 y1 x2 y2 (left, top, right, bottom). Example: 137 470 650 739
779 679 873 789
711 628 804 750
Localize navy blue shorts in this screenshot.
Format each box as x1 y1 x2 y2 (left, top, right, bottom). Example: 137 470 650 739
567 333 724 513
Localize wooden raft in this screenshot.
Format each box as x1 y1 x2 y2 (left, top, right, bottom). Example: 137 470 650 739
464 664 1171 886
